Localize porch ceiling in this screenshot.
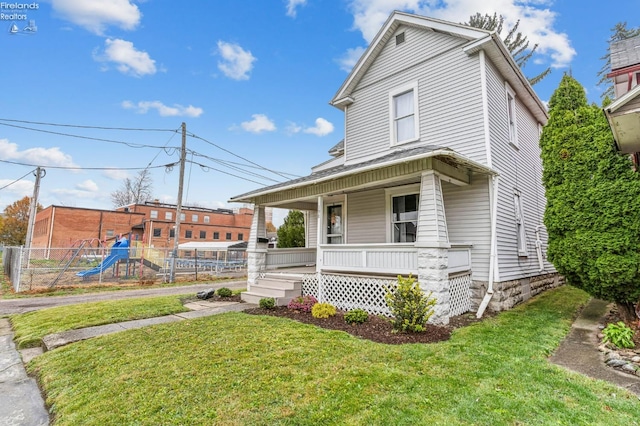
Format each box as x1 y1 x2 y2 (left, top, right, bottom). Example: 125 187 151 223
230 146 497 207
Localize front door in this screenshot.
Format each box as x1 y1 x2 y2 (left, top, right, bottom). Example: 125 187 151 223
326 204 343 244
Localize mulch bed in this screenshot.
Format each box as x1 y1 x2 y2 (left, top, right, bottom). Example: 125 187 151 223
244 306 492 345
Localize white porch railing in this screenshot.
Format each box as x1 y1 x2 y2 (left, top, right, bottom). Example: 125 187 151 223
317 242 472 275
265 248 316 269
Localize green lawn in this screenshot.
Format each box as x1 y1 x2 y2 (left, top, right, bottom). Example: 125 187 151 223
10 295 190 349
29 286 640 425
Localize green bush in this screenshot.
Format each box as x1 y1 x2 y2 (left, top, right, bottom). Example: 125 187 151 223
603 321 635 349
311 302 337 319
344 309 368 324
217 287 233 297
259 298 276 309
385 275 436 333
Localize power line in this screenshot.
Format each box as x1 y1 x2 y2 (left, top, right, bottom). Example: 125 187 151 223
0 122 181 149
0 168 37 191
0 158 178 171
188 133 296 180
189 151 283 183
187 160 269 186
0 118 177 132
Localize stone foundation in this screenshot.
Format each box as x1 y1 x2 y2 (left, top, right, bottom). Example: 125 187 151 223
470 273 564 313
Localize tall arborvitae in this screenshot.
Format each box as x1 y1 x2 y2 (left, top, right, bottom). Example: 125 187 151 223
541 74 640 321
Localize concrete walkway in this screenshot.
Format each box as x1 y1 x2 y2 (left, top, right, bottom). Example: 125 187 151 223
549 298 640 395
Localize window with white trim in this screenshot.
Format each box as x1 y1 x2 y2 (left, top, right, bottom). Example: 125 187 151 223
506 84 518 147
390 82 419 145
192 214 198 222
514 191 528 256
392 194 419 243
165 212 172 220
204 215 210 223
150 210 158 219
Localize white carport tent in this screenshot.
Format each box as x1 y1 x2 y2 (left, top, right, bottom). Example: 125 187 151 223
177 241 247 263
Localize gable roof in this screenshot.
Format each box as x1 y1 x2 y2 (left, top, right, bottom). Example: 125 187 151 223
330 11 548 124
604 83 640 152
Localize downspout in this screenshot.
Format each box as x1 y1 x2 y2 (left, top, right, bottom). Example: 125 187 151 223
477 175 499 318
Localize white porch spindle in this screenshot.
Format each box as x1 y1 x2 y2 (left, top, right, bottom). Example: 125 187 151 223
416 171 451 324
247 205 268 289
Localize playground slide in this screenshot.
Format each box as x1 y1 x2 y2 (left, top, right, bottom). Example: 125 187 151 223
76 239 129 278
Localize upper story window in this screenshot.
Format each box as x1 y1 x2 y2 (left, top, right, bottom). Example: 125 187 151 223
150 210 158 219
238 233 244 241
204 215 210 223
165 212 172 220
199 230 206 239
226 232 232 240
213 232 220 240
390 82 420 146
153 228 161 237
506 83 518 147
180 213 185 221
185 230 193 239
192 214 198 222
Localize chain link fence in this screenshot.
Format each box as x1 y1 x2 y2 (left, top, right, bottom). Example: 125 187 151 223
3 245 247 293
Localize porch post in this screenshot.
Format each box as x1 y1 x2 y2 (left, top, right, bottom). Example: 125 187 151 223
416 171 451 325
247 205 268 290
316 196 324 301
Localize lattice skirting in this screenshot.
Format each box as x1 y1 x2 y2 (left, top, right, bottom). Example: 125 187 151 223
302 273 396 316
302 272 473 318
449 272 472 317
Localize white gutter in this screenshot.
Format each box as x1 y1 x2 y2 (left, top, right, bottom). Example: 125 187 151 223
477 175 499 318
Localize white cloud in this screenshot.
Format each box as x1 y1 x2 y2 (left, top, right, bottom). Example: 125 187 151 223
286 0 307 18
285 118 334 136
337 46 366 72
94 38 156 77
345 0 575 68
122 100 204 117
102 169 130 180
303 118 335 136
76 180 99 192
240 114 276 134
51 0 141 35
216 41 256 80
0 139 79 169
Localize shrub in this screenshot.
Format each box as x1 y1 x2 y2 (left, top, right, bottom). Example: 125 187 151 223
259 298 276 309
287 295 318 312
344 309 368 324
385 275 436 333
603 321 635 349
312 302 337 319
217 287 233 297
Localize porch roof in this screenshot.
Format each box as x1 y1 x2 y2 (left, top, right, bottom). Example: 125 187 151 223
229 145 497 205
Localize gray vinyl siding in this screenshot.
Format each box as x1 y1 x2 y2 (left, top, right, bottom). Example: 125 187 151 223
346 189 387 244
306 210 318 248
618 95 640 113
346 25 487 165
484 60 555 282
442 178 492 281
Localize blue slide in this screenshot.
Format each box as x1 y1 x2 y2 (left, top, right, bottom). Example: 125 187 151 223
76 239 129 277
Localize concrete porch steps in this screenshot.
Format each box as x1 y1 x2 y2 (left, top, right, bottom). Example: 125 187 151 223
241 273 303 306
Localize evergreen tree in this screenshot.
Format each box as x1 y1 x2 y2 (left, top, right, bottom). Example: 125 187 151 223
276 210 305 248
465 12 551 86
541 74 640 321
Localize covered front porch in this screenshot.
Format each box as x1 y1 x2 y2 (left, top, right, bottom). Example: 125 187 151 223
231 147 497 324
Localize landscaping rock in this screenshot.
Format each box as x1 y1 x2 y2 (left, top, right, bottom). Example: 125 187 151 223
196 289 215 300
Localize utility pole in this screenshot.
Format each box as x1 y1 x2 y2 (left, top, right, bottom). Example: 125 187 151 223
24 167 45 263
169 122 187 282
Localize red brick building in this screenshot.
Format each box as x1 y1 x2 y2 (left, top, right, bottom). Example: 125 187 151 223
32 202 253 249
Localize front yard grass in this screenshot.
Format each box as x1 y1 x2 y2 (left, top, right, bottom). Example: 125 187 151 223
10 295 190 349
29 286 640 425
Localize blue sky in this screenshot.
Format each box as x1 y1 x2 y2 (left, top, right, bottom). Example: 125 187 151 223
0 0 636 226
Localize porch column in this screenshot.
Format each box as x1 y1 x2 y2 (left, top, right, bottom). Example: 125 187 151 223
416 171 451 325
315 196 324 272
247 205 268 290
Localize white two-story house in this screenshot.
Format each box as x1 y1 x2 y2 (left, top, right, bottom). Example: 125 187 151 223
230 11 560 324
